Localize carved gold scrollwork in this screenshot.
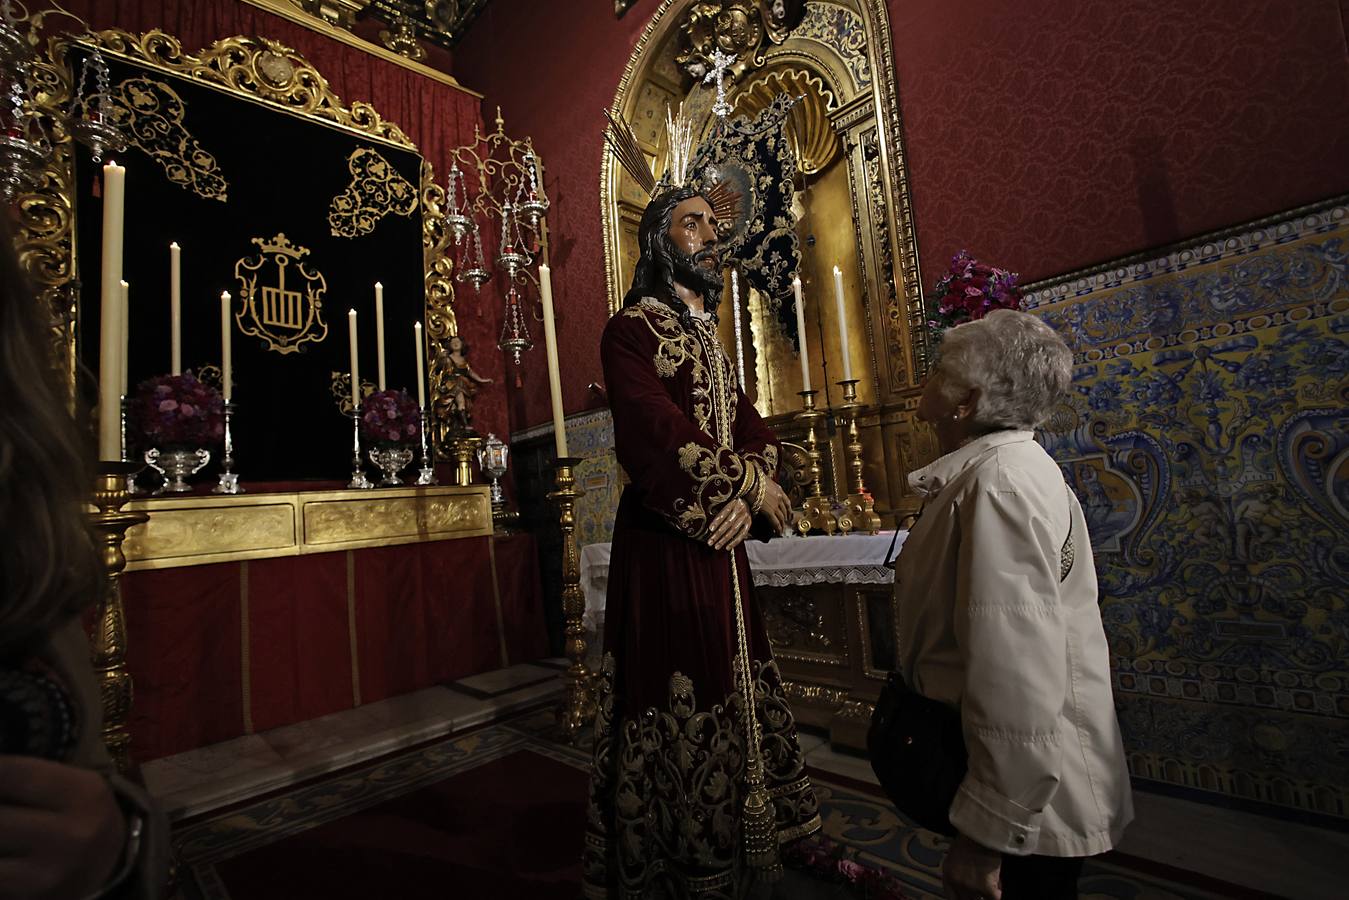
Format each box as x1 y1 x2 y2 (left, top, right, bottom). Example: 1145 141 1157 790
328 146 419 238
676 1 807 80
87 31 416 148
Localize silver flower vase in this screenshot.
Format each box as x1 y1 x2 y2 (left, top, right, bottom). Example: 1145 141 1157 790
368 444 414 486
145 447 211 493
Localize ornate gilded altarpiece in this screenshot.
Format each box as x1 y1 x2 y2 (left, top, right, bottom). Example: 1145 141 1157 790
600 0 932 524
595 0 928 751
19 28 462 480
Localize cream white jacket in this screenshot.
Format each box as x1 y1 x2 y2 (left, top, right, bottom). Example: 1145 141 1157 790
894 430 1133 857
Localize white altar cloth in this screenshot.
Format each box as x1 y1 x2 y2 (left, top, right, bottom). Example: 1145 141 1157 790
579 531 907 629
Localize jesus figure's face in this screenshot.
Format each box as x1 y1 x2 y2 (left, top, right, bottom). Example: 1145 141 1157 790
664 195 723 295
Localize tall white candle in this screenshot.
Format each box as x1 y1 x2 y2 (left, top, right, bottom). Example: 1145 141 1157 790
170 242 181 375
538 264 569 458
793 275 811 393
374 281 386 390
348 309 361 409
97 161 126 460
413 322 426 409
119 281 129 397
833 265 852 382
220 292 233 401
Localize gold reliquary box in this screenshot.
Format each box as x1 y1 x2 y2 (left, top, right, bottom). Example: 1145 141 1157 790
122 485 492 571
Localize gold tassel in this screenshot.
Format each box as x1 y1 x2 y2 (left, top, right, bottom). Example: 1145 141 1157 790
742 758 781 881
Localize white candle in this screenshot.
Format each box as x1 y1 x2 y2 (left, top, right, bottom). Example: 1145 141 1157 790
348 309 361 409
97 161 126 460
374 281 386 391
119 281 129 397
538 264 569 458
793 275 810 393
170 242 181 375
413 321 426 409
220 291 233 401
833 265 852 382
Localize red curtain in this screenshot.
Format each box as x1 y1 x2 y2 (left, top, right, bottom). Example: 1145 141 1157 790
120 534 547 762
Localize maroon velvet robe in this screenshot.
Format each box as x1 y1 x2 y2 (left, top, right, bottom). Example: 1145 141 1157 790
583 298 820 900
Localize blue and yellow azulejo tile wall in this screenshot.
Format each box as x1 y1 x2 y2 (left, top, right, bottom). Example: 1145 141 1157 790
1027 200 1349 819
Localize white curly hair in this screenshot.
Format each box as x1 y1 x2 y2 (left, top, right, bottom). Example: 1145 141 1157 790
934 309 1073 430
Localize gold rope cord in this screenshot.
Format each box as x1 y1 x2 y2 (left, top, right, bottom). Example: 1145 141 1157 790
697 318 781 880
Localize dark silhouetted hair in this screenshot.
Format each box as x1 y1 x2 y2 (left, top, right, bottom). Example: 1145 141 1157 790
0 217 101 660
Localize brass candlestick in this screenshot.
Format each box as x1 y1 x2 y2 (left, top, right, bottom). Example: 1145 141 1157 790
549 456 594 743
835 379 882 535
449 435 483 486
794 390 836 536
88 462 149 773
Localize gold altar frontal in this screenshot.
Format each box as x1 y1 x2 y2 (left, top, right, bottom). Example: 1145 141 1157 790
760 580 894 751
123 485 493 571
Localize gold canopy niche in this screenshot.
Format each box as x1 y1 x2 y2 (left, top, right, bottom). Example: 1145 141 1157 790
601 0 936 520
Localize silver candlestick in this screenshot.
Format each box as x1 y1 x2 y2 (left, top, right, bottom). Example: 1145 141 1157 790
416 408 437 485
119 395 143 495
348 412 373 489
213 399 244 494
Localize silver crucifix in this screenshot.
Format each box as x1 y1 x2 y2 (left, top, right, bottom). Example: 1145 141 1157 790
703 47 737 119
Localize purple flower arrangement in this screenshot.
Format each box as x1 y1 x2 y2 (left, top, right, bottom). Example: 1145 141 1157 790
782 838 911 899
130 372 224 448
928 249 1023 342
359 389 421 447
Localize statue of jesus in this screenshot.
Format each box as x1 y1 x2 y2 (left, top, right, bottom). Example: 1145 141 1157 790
583 184 821 899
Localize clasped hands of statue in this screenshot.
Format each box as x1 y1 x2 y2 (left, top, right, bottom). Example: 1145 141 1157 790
707 478 792 551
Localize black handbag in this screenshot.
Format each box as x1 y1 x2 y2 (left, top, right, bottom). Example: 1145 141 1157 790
867 671 967 835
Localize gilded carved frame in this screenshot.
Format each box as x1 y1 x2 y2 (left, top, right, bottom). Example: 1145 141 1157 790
17 28 458 449
599 0 927 386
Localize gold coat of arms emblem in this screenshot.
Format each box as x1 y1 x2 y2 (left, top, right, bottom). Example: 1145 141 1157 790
234 233 329 355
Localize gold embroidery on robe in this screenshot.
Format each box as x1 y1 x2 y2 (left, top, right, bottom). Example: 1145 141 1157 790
583 655 822 900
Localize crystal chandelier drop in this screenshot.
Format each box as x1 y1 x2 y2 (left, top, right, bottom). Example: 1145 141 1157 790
68 46 126 163
516 149 549 230
442 163 471 244
0 3 127 201
456 219 491 292
495 201 529 278
498 281 533 369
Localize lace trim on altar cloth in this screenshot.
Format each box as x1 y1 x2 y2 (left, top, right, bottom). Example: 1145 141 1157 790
754 565 895 586
582 654 822 900
584 562 895 589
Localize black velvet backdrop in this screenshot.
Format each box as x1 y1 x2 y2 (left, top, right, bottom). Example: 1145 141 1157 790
73 46 426 481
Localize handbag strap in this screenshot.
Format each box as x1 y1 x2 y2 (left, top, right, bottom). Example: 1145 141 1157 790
1059 483 1075 583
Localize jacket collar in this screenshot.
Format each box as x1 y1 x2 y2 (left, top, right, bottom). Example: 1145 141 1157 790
907 429 1035 497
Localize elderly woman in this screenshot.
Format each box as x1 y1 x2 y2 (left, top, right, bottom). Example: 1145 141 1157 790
894 309 1132 900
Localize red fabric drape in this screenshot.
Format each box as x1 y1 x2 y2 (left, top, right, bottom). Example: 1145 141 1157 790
121 564 243 761
119 535 546 762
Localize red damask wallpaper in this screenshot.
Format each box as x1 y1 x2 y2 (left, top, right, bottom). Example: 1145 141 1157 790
49 0 508 442
455 0 1349 434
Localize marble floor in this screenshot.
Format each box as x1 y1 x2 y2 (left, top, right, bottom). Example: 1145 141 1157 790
145 661 1349 900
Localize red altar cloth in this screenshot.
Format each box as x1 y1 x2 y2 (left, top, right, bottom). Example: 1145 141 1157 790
120 533 546 763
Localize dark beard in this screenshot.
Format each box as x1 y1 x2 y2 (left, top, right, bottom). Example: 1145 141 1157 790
669 244 724 297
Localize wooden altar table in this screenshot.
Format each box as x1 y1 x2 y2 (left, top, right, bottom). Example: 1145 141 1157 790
119 486 547 762
579 532 908 750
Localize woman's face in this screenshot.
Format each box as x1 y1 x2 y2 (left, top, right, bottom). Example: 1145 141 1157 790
916 368 958 424
917 366 978 454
